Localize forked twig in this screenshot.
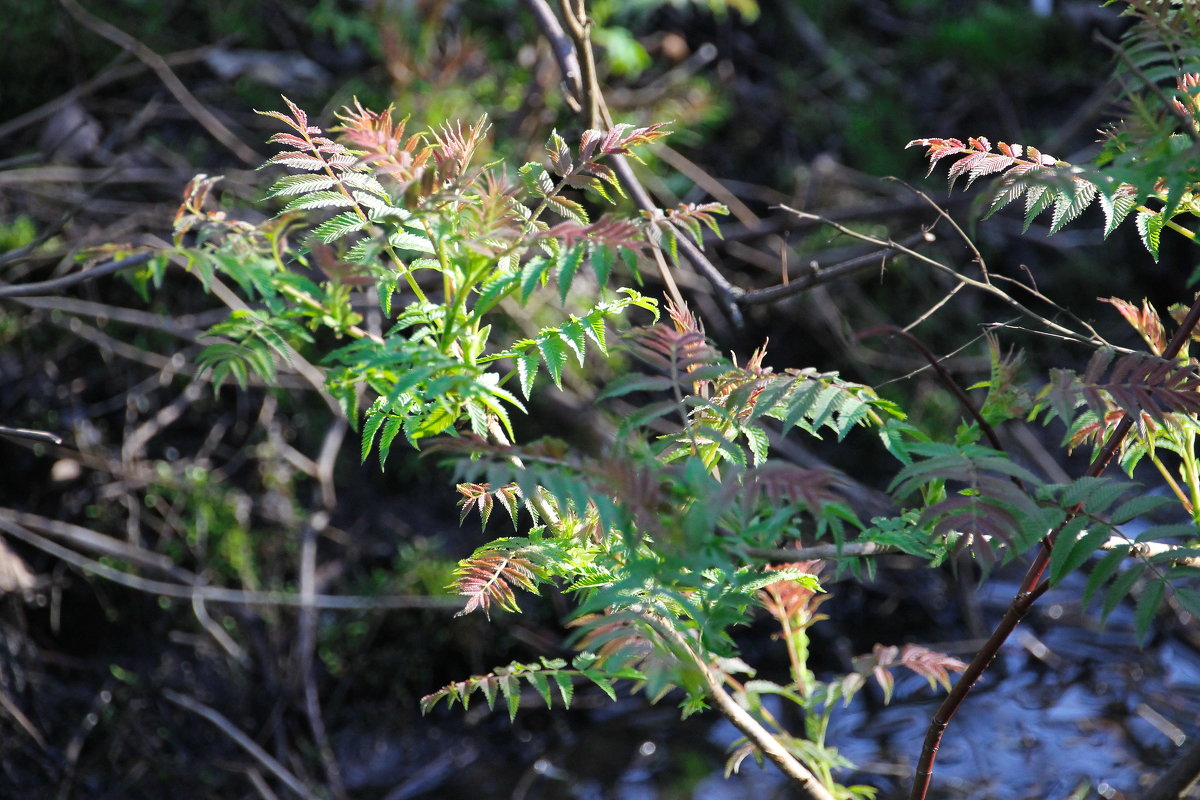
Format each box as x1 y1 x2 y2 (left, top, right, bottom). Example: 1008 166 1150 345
858 326 1005 453
523 0 746 326
737 233 924 307
782 205 1111 349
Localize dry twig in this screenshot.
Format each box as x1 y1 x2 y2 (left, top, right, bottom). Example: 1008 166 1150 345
58 0 259 164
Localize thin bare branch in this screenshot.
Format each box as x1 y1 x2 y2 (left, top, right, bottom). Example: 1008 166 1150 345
163 689 323 800
858 326 1006 454
0 515 459 611
0 46 215 141
519 0 583 109
655 144 761 228
58 0 259 164
0 252 154 298
781 206 1109 348
738 234 927 306
297 515 348 800
0 426 63 445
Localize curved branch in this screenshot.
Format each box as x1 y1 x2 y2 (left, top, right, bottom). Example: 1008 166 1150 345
857 325 1005 454
737 233 925 307
783 205 1110 349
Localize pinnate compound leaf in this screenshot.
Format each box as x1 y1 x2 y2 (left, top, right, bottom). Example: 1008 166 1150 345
456 483 495 527
985 167 1037 218
378 416 404 469
267 173 338 197
283 191 355 212
479 675 498 709
582 671 617 701
387 230 435 254
360 409 387 463
560 321 587 366
454 550 539 619
1048 179 1097 234
472 273 519 320
592 245 615 289
1049 522 1112 584
1174 587 1200 619
525 670 553 708
623 399 683 430
597 373 677 400
1085 545 1129 606
520 256 553 302
1023 184 1057 232
1102 563 1145 621
1110 493 1172 524
312 211 368 243
551 672 574 708
581 310 608 352
547 194 589 224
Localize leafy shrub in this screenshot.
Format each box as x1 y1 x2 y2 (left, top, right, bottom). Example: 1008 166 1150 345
97 1 1200 797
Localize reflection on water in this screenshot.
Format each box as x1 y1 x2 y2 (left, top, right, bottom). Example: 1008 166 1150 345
387 568 1199 800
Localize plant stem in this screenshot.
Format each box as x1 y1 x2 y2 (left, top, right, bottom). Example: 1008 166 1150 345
1147 449 1193 514
647 615 837 800
908 291 1200 800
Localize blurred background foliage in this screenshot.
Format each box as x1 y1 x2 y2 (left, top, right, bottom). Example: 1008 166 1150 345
1 1 1190 798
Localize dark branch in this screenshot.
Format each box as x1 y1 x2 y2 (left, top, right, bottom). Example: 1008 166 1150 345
738 235 926 307
520 0 583 109
0 252 154 298
0 426 63 445
909 290 1200 800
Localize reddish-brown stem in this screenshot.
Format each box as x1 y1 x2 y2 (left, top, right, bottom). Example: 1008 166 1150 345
909 291 1200 800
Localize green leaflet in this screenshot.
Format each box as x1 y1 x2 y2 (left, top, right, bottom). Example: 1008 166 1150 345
312 211 368 243
557 243 587 304
1136 209 1166 261
282 190 355 212
1099 189 1139 238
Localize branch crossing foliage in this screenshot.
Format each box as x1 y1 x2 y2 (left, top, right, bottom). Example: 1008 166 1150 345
158 20 1200 793
909 62 1200 260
